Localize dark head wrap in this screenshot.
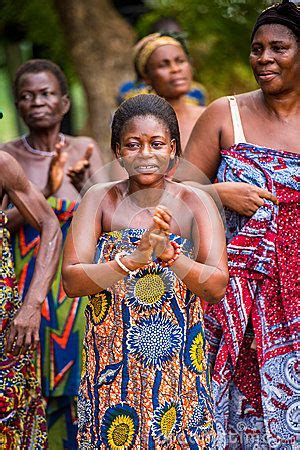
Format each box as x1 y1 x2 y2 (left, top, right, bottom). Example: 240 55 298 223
251 0 300 42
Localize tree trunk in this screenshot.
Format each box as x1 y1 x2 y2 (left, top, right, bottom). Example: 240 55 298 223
54 0 135 161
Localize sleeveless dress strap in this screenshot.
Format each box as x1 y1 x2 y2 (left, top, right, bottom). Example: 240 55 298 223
227 96 246 144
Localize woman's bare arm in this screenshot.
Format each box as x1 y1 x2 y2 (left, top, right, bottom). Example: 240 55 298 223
184 98 278 216
62 185 122 297
147 194 228 304
184 98 227 181
1 152 62 352
62 185 156 297
170 189 228 303
4 144 68 233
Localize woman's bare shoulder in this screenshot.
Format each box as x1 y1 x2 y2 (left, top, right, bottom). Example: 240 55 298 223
196 91 259 133
203 92 258 115
234 90 260 107
167 179 213 207
82 180 125 205
65 135 99 156
66 135 96 146
0 151 29 192
192 96 231 130
0 151 14 172
0 138 24 158
205 96 229 112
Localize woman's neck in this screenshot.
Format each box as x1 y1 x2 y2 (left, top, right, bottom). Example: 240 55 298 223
27 126 62 152
126 177 167 208
167 95 188 114
260 88 300 121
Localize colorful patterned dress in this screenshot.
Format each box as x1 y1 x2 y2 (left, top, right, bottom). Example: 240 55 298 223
205 144 300 449
11 197 87 448
0 211 48 449
78 229 215 449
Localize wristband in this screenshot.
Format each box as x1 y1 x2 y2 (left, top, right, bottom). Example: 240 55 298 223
115 252 131 274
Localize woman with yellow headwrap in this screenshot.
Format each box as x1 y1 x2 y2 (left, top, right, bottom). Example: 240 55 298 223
130 33 205 151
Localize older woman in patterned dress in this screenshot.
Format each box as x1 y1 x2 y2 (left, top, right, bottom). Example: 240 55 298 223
185 1 300 448
1 59 107 448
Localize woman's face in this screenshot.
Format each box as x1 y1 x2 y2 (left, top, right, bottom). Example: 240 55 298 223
250 24 300 95
116 115 176 186
16 71 70 130
144 44 192 100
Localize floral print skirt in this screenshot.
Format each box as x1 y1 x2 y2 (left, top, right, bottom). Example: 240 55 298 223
0 212 47 449
78 229 215 449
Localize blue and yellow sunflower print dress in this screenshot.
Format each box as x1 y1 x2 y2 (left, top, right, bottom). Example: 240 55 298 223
78 229 215 449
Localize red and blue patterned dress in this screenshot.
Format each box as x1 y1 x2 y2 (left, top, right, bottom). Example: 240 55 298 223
0 211 47 449
205 143 300 449
78 229 215 449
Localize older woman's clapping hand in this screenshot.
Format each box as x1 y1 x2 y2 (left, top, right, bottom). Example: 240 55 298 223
67 144 94 192
43 142 68 197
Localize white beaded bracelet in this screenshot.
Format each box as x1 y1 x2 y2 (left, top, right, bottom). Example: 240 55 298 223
115 252 131 274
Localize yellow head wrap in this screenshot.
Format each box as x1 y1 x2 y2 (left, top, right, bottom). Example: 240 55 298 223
133 33 183 79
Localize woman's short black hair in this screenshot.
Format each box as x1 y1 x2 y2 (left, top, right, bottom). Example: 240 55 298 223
111 94 182 163
13 59 69 99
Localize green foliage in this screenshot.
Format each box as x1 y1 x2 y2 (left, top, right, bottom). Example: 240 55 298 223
0 0 80 142
0 0 73 79
137 0 274 99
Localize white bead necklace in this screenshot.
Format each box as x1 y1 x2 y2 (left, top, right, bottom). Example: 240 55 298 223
21 133 65 157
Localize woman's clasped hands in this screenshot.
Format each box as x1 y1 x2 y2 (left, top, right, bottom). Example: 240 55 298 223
151 205 177 263
121 205 179 272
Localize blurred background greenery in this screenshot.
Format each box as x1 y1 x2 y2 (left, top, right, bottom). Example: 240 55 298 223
0 0 272 149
